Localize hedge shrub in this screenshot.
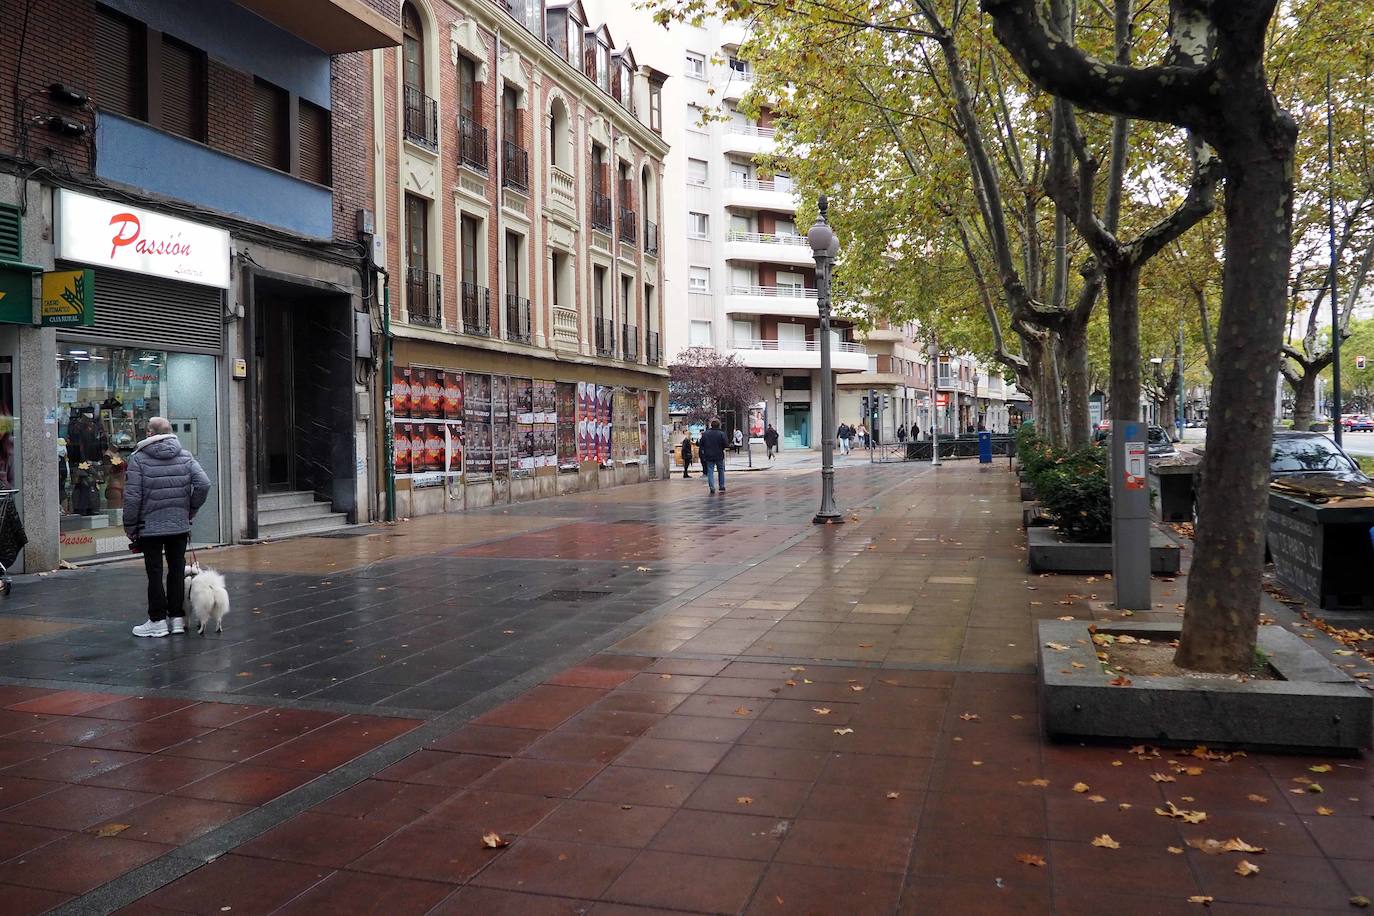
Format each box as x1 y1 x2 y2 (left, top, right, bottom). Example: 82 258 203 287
1017 429 1113 543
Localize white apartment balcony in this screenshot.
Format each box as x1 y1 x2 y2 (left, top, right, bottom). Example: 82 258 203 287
728 338 868 373
547 165 576 222
720 20 749 48
862 327 904 343
723 177 798 213
722 69 754 101
722 124 775 156
936 374 974 393
726 284 819 320
724 230 814 268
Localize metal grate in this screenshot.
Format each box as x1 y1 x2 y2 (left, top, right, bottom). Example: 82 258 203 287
59 266 223 353
0 205 20 261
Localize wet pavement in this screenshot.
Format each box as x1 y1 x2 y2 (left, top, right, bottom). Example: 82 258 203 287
0 459 1369 914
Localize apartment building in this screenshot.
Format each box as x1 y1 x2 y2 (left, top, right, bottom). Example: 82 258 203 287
0 0 399 567
378 0 671 516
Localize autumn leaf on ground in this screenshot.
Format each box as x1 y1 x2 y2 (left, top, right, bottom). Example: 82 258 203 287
1246 794 1269 804
1155 801 1207 824
1015 853 1046 867
1351 896 1371 908
1223 838 1265 853
736 796 753 805
812 707 832 716
1168 846 1184 855
1309 764 1332 773
1091 834 1121 849
1235 860 1260 876
1044 642 1070 651
849 684 865 692
886 791 901 799
733 707 752 716
90 823 130 838
1057 616 1075 621
959 713 980 721
1071 662 1087 669
1109 675 1133 687
481 832 510 849
1187 896 1214 906
833 727 853 736
784 680 797 687
659 674 673 680
1151 773 1177 783
803 678 814 684
1183 767 1204 776
1087 795 1106 803
1073 782 1091 793
971 760 984 766
790 666 806 672
858 643 874 648
1315 806 1335 815
1018 778 1050 788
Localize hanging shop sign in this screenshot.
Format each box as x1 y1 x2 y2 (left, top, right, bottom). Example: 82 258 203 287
40 268 95 327
55 189 231 289
0 267 35 325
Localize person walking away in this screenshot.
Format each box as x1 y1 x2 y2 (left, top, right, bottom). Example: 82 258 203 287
763 424 779 460
896 424 907 443
124 417 211 638
698 418 729 493
680 433 694 478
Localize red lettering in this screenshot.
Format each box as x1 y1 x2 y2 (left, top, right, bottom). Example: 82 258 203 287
109 213 141 258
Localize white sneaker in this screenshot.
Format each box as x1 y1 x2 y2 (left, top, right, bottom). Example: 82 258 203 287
169 617 187 635
132 620 170 638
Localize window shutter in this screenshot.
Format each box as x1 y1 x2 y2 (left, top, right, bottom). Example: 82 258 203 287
94 7 143 119
0 205 21 261
160 37 205 140
251 79 288 171
298 100 330 185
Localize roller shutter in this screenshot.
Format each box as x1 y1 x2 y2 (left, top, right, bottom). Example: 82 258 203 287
58 266 223 354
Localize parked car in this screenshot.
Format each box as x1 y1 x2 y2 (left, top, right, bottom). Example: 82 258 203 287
1341 414 1374 432
1147 425 1177 458
1269 431 1371 488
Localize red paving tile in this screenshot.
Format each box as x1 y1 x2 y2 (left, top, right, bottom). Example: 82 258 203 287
82 755 230 793
526 799 674 848
373 749 502 787
139 854 329 913
682 773 811 818
647 808 787 861
116 795 251 845
603 849 765 913
0 884 73 916
8 691 124 717
0 822 65 861
225 708 341 737
13 715 127 746
313 779 453 827
245 732 383 772
0 784 158 831
78 722 212 754
171 763 316 806
472 685 608 731
0 776 62 811
521 730 634 765
429 724 544 757
4 745 144 782
473 757 604 798
0 832 171 894
235 811 395 867
349 824 497 884
745 862 904 916
81 697 200 723
575 767 705 808
148 702 272 730
469 837 637 898
429 886 595 915
775 818 916 873
273 870 453 916
158 728 291 762
416 788 562 835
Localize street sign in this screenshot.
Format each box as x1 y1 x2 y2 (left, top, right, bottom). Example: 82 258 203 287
40 269 94 327
1124 439 1147 490
936 393 949 408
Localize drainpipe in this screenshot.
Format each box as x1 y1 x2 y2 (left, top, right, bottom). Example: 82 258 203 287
381 272 395 522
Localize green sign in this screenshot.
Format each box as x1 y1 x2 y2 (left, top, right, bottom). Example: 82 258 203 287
0 265 36 325
41 269 94 327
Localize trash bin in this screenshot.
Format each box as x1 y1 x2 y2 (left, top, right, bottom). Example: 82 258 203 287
977 431 992 464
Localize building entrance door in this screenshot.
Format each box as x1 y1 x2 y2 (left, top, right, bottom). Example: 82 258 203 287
783 403 810 449
257 305 296 492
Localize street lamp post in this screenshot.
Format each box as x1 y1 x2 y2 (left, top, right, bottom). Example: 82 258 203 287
929 338 941 467
809 196 843 525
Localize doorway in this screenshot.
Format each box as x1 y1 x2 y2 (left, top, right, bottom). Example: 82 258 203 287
783 403 810 448
257 306 295 491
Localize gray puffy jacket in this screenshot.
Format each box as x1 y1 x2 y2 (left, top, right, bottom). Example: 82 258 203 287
123 434 211 539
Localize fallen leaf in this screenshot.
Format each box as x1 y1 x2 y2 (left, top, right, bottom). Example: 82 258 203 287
733 707 752 716
1044 642 1071 651
1091 834 1121 849
1246 794 1269 804
803 678 814 684
1087 794 1107 803
1057 615 1075 621
1155 801 1207 824
1187 896 1214 906
1112 761 1124 767
481 832 510 849
849 684 865 692
636 566 651 571
1073 782 1091 793
1109 675 1133 687
1350 896 1371 908
1011 714 1024 720
971 760 984 766
812 707 832 716
790 666 806 672
90 823 130 838
1168 846 1184 855
1235 860 1260 877
1151 773 1178 783
886 791 901 799
1018 778 1050 788
659 674 673 680
959 713 980 721
833 727 853 736
1309 764 1332 773
858 643 874 648
1315 806 1335 816
1071 662 1087 669
620 805 633 810
1015 852 1046 867
784 680 797 687
736 796 753 805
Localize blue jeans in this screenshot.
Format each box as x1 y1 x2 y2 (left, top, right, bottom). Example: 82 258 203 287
702 459 725 491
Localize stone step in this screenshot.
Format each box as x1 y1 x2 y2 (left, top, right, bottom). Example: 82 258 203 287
257 513 352 540
258 502 336 526
257 490 321 511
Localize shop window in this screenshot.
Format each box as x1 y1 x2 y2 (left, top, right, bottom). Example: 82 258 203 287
251 78 290 172
298 99 331 185
56 344 219 563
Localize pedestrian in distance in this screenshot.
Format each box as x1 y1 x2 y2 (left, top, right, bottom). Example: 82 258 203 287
732 427 744 453
857 422 869 449
697 418 729 494
124 417 211 638
838 423 850 455
763 424 779 460
680 433 694 479
912 424 921 441
896 424 907 443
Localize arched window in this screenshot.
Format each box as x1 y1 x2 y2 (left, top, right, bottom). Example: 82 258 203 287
640 163 658 254
548 97 571 171
402 3 436 147
402 3 425 95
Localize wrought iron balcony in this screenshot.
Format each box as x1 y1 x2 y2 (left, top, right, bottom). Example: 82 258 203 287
461 281 492 337
405 267 442 327
618 206 637 244
643 219 659 255
502 140 529 192
622 323 639 361
403 86 438 149
505 294 531 343
458 113 488 172
594 316 616 357
590 191 612 232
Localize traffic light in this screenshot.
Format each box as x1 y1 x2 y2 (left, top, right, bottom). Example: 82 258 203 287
861 395 869 418
882 395 891 411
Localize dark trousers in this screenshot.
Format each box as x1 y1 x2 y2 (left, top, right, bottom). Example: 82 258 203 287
141 533 188 622
682 459 692 478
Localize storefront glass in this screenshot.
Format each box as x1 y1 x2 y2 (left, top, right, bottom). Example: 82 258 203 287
56 342 219 562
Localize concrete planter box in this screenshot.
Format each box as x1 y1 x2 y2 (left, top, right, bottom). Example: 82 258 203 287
1022 501 1051 529
1027 525 1181 574
1268 490 1374 610
1148 460 1200 523
1038 620 1372 751
1020 482 1036 502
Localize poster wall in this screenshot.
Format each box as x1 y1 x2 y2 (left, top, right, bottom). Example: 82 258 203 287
558 382 577 468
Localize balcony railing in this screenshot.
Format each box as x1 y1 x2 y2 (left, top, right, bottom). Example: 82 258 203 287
405 267 442 327
461 281 492 337
502 140 529 192
553 306 579 347
505 294 531 343
403 86 438 149
549 165 575 211
622 323 639 361
729 337 866 354
729 284 818 299
590 191 612 231
643 219 659 255
618 206 637 244
725 124 775 139
724 230 810 246
594 316 616 357
458 113 488 172
727 177 795 193
648 330 662 366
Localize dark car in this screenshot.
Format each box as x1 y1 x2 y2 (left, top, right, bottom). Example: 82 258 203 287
1147 425 1177 459
1269 430 1372 494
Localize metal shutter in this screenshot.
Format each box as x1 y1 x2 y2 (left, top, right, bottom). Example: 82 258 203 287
0 205 19 261
298 99 330 186
60 267 223 354
160 37 205 141
251 79 289 171
94 7 143 120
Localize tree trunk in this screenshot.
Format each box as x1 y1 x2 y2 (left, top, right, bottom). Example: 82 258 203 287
1105 264 1142 422
1175 127 1297 673
1288 371 1317 432
1040 335 1066 445
1061 318 1092 448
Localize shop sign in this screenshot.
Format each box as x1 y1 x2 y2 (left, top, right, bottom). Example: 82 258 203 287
55 189 231 289
0 267 35 325
40 269 95 327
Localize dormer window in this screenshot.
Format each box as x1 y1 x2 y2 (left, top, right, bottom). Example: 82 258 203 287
545 2 586 68
612 48 636 112
584 25 612 91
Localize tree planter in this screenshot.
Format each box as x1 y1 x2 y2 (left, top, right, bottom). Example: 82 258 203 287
1267 489 1374 610
1038 620 1372 751
1027 525 1180 574
1148 458 1200 523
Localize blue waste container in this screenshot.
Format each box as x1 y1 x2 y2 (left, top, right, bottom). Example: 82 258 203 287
977 431 992 464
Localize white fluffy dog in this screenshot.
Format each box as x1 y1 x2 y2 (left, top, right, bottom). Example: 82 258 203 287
185 564 230 635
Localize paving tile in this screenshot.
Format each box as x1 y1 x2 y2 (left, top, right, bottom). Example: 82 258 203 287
314 779 452 827
172 764 316 806
559 709 664 738
604 850 765 914
909 831 1050 886
148 703 272 730
470 837 636 898
0 776 61 812
1176 810 1323 858
416 789 562 835
245 733 382 772
918 789 1048 839
373 750 502 788
236 811 395 867
593 691 688 716
0 783 157 831
429 886 596 915
0 832 171 895
818 752 931 790
429 725 543 757
1302 813 1374 861
78 722 212 755
117 795 251 845
158 729 291 763
1050 839 1199 899
527 799 674 848
474 758 604 798
798 782 923 828
473 686 609 731
273 870 454 916
775 819 915 873
305 715 421 744
3 745 144 782
744 862 903 916
521 732 635 765
896 876 1053 915
640 715 751 745
648 808 787 861
139 854 329 913
81 697 200 723
575 766 704 809
0 822 65 862
0 884 72 916
1186 849 1355 910
349 824 498 884
683 774 811 819
8 691 124 717
83 755 230 793
613 738 731 774
11 716 128 746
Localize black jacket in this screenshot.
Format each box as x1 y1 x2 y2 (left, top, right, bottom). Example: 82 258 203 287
680 439 693 462
763 428 779 447
697 429 728 462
